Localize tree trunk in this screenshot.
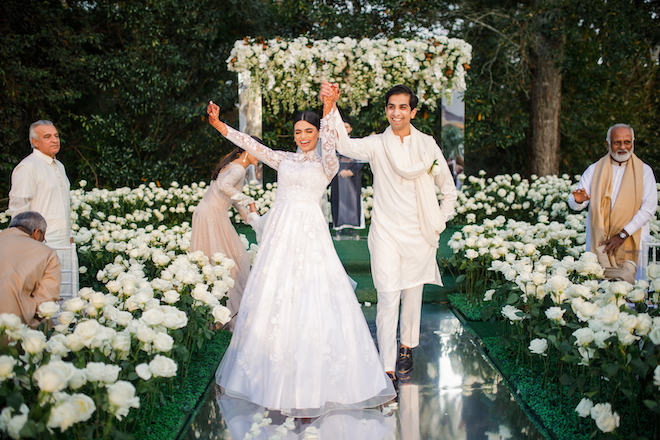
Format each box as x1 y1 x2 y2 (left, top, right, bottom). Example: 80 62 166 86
530 30 564 176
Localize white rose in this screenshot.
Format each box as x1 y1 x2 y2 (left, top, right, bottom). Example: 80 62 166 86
626 288 646 303
6 407 28 439
115 311 133 327
545 307 566 325
38 301 60 318
47 399 78 431
616 328 639 346
593 330 612 348
590 403 619 433
483 289 495 301
47 334 70 357
211 305 232 325
465 249 478 259
84 362 121 384
68 368 87 390
107 381 140 420
646 263 660 279
136 324 156 343
608 281 632 296
617 313 637 333
531 272 546 286
654 365 660 388
21 329 47 354
149 355 177 377
135 363 152 380
528 338 548 355
68 393 95 423
73 320 101 346
153 333 174 352
595 304 620 325
111 331 132 353
572 328 594 346
33 363 70 393
501 305 525 322
548 275 570 293
0 314 23 330
162 290 180 304
575 398 593 417
141 308 164 327
161 309 188 329
0 356 17 380
57 311 76 326
88 292 110 309
62 297 86 313
65 333 85 352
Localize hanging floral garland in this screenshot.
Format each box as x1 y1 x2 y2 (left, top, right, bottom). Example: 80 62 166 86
227 36 472 115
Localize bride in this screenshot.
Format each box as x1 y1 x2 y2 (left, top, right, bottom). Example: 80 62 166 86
207 90 395 417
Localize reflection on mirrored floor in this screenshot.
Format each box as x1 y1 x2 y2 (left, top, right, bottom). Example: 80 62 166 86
184 304 546 440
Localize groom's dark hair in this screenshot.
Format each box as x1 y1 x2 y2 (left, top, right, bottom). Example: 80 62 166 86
385 85 418 110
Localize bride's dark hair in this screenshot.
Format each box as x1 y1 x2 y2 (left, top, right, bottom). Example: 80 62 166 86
293 110 320 130
211 136 263 180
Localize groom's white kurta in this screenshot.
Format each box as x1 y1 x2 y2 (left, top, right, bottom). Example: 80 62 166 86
329 110 457 292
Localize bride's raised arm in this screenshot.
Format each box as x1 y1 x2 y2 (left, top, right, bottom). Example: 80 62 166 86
319 85 340 179
207 101 285 170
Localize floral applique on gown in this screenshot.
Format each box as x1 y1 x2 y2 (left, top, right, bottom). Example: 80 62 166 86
190 163 253 330
215 110 396 417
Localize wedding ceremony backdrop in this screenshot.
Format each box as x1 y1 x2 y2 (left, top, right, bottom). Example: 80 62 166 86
1 0 659 439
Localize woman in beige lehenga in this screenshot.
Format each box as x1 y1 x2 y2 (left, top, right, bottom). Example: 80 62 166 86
191 147 260 330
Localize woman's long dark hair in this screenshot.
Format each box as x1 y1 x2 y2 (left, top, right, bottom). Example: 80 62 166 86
210 136 264 180
293 110 320 130
211 148 242 180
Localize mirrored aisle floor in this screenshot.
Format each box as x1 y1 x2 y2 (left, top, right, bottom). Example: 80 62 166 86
184 304 546 440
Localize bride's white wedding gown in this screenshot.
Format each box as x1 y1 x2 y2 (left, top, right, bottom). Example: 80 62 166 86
215 110 396 417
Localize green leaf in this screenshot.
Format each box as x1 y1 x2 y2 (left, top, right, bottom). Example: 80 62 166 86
603 363 619 376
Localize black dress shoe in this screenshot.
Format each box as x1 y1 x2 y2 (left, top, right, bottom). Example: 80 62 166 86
397 346 413 374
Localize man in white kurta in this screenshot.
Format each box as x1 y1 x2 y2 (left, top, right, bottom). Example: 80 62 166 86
8 120 79 300
323 83 457 379
569 124 657 281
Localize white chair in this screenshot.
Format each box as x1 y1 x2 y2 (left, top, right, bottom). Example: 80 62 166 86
641 239 660 281
49 244 79 300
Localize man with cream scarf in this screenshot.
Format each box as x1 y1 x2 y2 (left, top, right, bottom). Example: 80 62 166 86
569 124 657 283
321 82 457 384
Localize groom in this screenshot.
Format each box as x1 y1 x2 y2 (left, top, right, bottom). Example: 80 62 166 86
321 82 457 383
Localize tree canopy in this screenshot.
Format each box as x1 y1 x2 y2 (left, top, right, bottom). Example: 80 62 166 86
1 0 657 199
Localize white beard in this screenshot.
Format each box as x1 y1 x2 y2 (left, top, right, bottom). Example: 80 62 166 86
609 145 633 163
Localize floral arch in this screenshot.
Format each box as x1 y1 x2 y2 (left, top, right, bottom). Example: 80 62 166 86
226 36 472 139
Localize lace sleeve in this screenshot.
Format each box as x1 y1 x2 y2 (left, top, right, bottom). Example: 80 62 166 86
225 126 286 170
319 109 340 179
217 165 254 208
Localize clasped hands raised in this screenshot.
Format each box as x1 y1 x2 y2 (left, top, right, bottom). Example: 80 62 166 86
207 80 341 132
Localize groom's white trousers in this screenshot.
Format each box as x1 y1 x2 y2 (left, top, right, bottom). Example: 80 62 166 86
376 284 424 372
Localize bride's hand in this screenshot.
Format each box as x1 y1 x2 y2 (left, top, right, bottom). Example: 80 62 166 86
207 100 228 136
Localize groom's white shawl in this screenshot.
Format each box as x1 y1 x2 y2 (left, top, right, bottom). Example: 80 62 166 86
329 109 457 291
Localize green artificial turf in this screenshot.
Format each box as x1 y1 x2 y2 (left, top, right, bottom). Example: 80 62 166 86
132 331 232 440
480 336 591 440
447 293 486 321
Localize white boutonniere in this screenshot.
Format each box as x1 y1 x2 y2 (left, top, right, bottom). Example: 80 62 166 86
428 159 439 176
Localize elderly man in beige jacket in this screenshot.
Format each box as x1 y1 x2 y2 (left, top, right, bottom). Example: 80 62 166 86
0 211 61 328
